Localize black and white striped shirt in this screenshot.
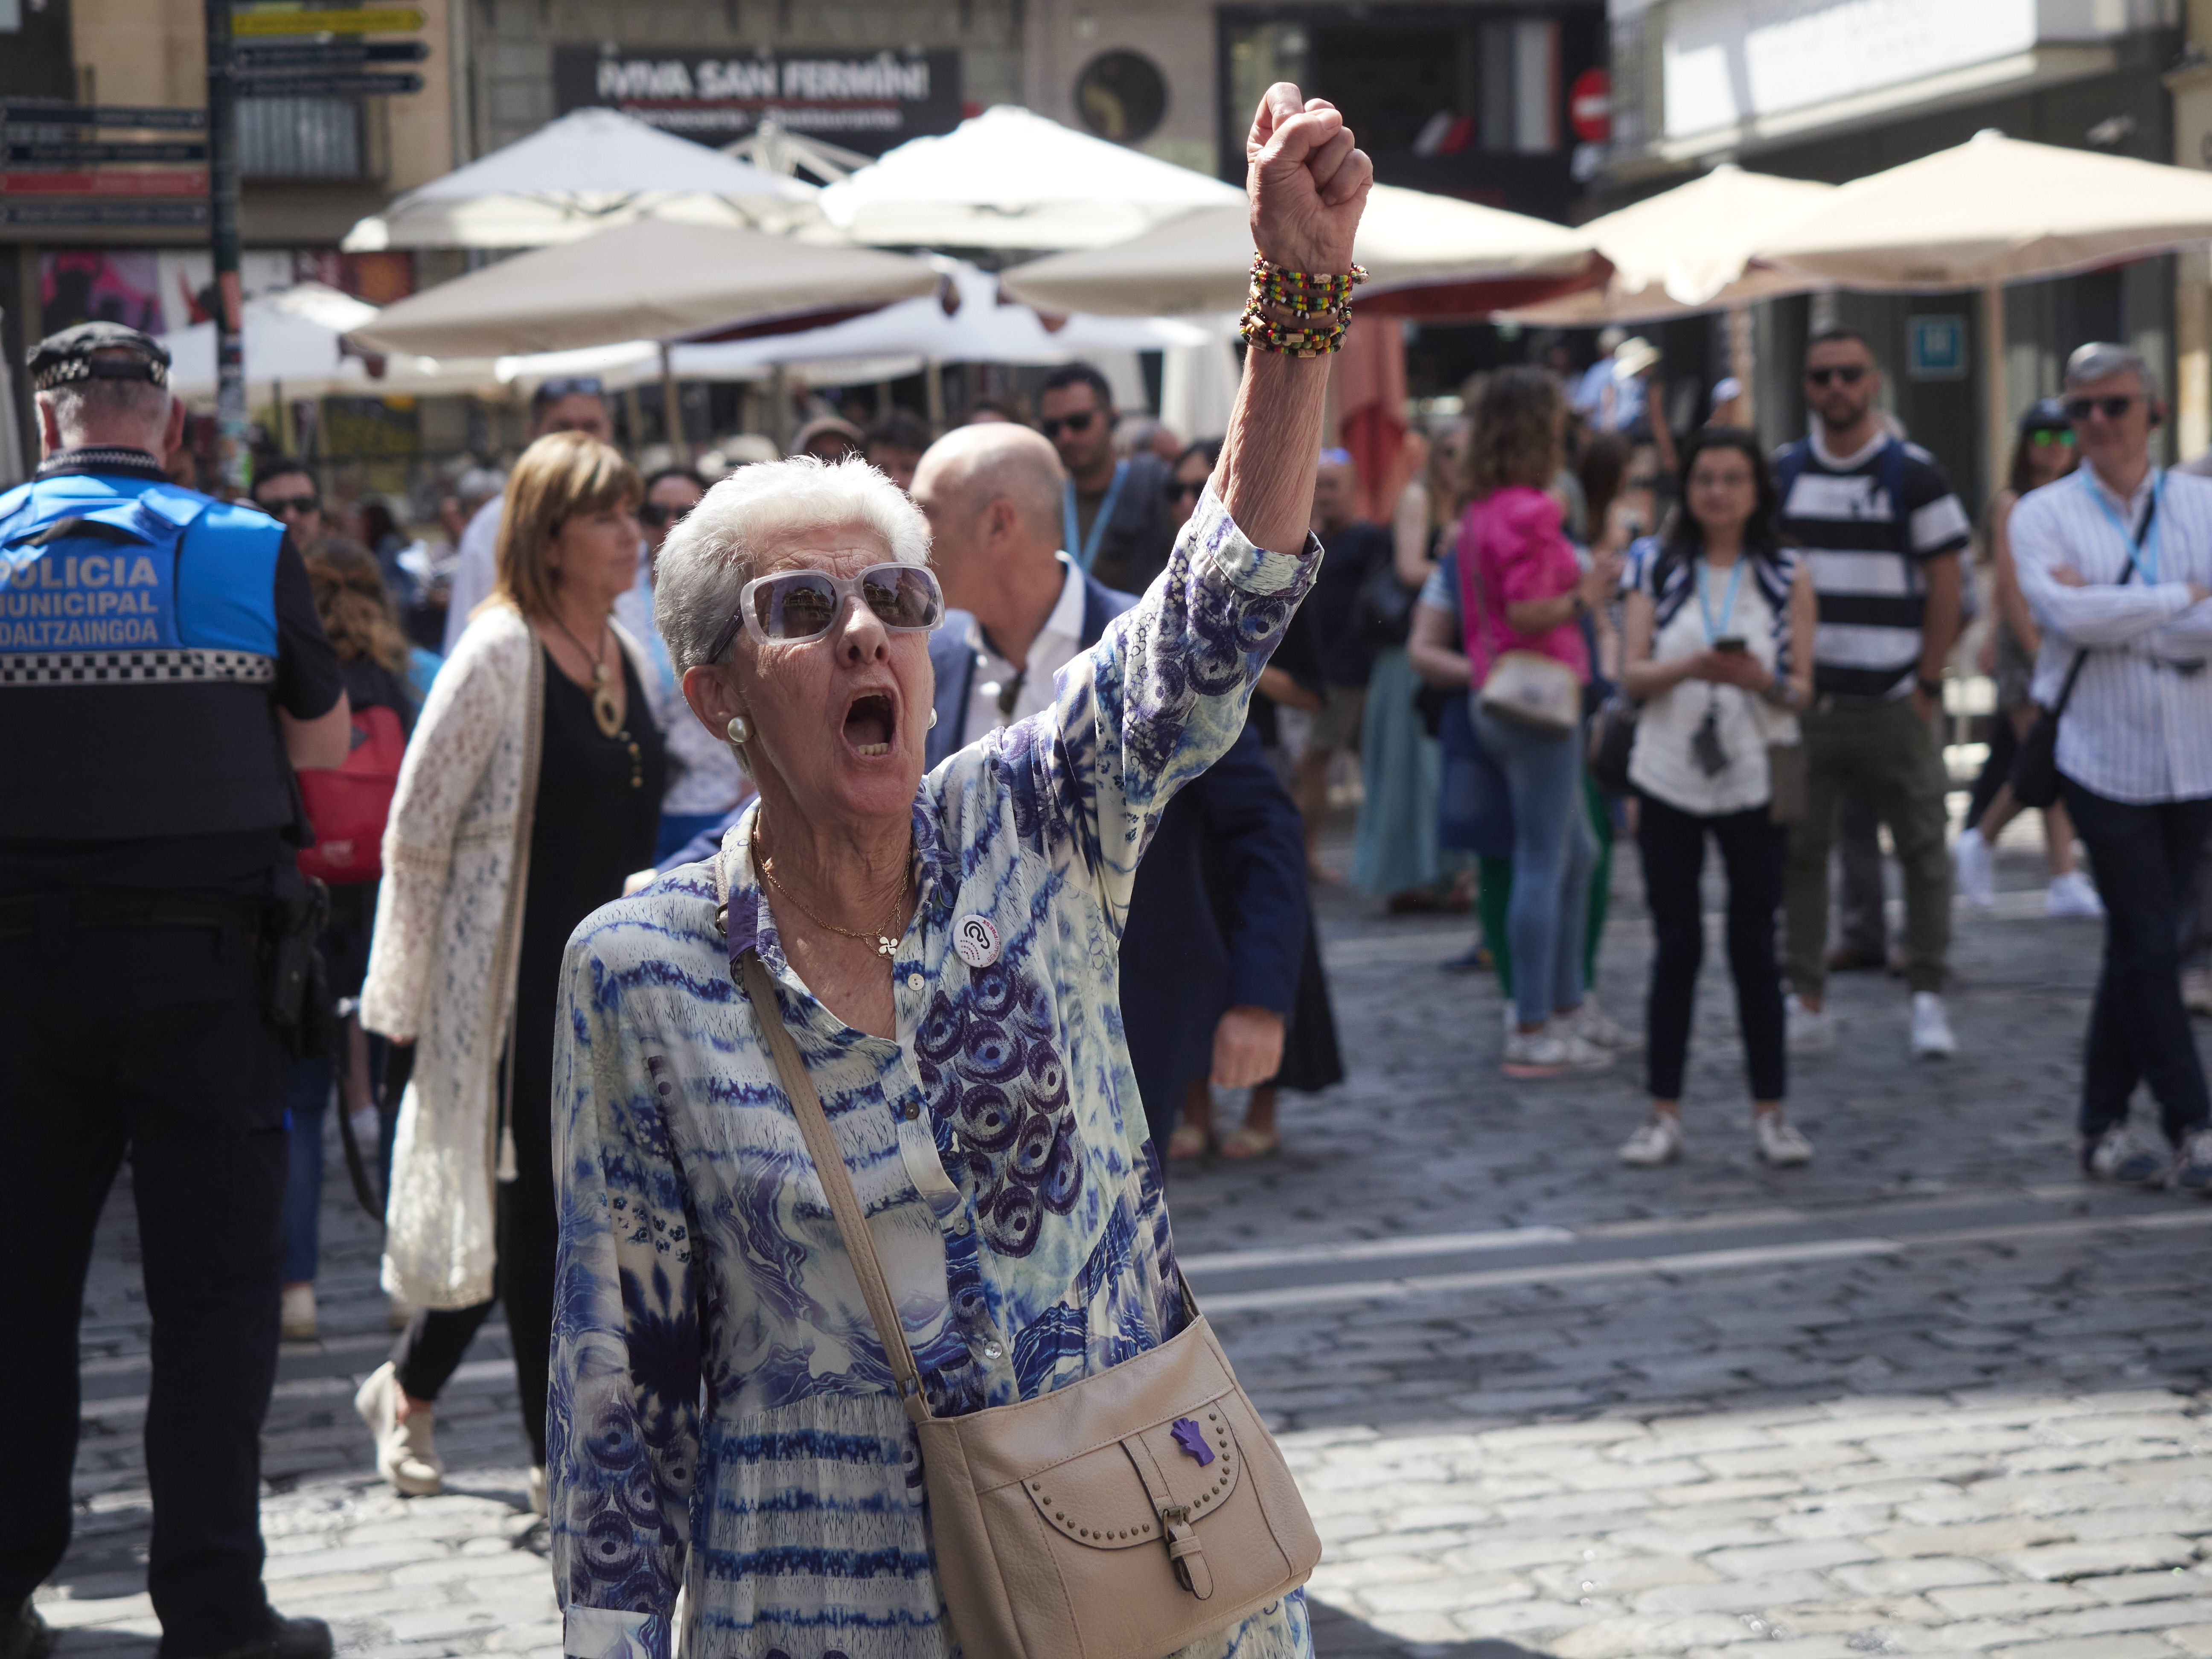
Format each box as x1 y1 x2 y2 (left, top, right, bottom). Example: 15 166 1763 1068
1776 431 1972 699
2009 463 2212 804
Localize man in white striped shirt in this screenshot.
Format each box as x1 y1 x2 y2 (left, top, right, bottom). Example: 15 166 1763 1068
2009 341 2212 1192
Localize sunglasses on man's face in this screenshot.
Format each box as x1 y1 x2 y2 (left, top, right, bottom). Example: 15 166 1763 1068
2066 394 2143 423
259 494 319 517
1805 365 1868 387
1039 409 1099 440
706 562 945 658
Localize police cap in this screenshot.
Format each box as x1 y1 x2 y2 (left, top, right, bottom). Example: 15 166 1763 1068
27 320 172 394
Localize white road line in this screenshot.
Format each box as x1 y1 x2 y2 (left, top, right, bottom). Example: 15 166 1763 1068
1179 1225 1575 1275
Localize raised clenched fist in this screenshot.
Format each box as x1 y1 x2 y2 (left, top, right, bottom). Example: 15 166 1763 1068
1245 82 1372 277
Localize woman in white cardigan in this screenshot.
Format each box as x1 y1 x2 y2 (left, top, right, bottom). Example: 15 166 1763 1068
355 432 666 1513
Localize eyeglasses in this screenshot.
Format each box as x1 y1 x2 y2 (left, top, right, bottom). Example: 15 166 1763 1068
535 376 604 402
1804 365 1868 387
706 562 945 658
1163 478 1206 504
2026 428 2076 447
2066 394 2142 422
259 494 319 517
1039 409 1099 439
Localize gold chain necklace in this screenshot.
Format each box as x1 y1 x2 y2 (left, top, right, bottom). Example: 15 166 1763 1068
549 611 623 739
752 817 911 958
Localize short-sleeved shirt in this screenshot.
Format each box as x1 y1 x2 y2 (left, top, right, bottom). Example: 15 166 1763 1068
1776 431 1970 699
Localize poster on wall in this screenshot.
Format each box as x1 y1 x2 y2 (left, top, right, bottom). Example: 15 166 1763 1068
40 250 165 335
552 46 962 154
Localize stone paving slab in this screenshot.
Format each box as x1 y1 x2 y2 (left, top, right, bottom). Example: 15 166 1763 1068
37 817 2212 1657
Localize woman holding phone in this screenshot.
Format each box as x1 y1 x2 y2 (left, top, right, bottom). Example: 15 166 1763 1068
1617 427 1816 1167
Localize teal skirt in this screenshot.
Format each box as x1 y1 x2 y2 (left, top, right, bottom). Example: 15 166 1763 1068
1353 646 1443 896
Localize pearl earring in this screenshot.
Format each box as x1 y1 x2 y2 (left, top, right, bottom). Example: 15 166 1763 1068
726 714 751 745
928 708 939 730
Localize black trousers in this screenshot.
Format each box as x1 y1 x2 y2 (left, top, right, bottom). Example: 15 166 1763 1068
2061 779 2212 1146
1636 793 1789 1103
0 917 289 1656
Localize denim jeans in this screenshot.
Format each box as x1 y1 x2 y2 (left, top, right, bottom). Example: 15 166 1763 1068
1473 706 1597 1028
282 1058 331 1285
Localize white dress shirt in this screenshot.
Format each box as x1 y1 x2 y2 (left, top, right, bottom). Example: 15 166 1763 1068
964 553 1087 737
440 495 502 656
2009 462 2212 804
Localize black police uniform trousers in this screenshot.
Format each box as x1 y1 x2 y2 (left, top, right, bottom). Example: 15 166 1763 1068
0 906 289 1656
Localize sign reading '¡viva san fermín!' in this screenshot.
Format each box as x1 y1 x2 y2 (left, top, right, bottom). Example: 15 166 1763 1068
551 46 962 154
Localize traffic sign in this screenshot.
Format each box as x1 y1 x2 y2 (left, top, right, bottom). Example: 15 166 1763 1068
0 101 206 130
230 7 426 35
5 141 208 164
232 39 429 67
1569 68 1611 144
229 71 425 97
1 170 208 196
0 200 210 227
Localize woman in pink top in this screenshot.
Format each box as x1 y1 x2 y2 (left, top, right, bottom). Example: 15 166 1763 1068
1456 367 1627 1077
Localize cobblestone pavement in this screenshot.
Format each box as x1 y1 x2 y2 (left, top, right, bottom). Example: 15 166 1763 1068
42 814 2212 1659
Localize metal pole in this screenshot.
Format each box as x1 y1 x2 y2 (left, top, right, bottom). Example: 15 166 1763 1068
206 0 249 495
659 341 687 459
1980 283 2008 511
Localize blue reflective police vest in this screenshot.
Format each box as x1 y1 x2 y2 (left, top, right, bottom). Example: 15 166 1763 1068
0 469 296 839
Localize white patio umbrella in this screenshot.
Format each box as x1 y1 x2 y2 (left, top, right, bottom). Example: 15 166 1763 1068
818 105 1243 251
346 218 940 358
158 284 501 401
341 108 821 251
1755 129 2212 289
998 182 1593 317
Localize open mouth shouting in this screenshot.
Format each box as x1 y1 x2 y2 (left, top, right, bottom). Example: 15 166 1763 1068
842 688 899 760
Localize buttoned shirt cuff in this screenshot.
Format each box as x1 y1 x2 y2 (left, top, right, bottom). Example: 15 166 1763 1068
1185 486 1323 598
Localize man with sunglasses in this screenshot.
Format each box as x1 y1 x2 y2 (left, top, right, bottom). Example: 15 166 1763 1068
1037 361 1174 595
2009 342 2212 1193
1776 326 1971 1062
250 459 329 549
441 376 611 654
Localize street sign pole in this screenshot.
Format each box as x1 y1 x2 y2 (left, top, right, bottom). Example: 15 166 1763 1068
205 0 247 493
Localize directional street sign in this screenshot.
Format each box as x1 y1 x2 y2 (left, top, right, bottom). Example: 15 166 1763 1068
0 101 207 130
0 170 208 196
4 141 208 164
0 200 210 227
230 7 425 35
232 39 429 67
230 71 424 97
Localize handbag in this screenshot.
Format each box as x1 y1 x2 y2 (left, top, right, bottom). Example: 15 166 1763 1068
733 945 1320 1659
2012 492 2148 809
1585 693 1640 794
1355 545 1418 648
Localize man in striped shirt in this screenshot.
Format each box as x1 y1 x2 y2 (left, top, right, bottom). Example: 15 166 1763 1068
2010 341 2212 1192
1776 327 1970 1060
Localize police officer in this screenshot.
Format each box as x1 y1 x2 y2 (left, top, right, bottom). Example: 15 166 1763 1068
0 324 348 1659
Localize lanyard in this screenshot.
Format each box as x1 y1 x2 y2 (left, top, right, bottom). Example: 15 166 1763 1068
2083 466 2163 585
1695 554 1746 645
1063 459 1129 574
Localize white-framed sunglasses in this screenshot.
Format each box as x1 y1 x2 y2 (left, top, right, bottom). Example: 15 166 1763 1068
707 562 945 659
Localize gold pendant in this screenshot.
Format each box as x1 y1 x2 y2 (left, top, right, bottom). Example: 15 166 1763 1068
589 664 621 739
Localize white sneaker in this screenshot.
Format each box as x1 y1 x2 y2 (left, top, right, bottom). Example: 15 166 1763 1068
1572 1001 1643 1054
1910 991 1957 1058
528 1464 550 1518
2184 967 2212 1018
1755 1112 1815 1166
1501 1026 1613 1079
1953 826 1997 909
1618 1115 1683 1166
2045 871 2105 918
1786 994 1835 1053
355 1361 445 1497
280 1283 317 1343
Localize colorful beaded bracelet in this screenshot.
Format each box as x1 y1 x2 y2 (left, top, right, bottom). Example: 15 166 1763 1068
1238 302 1351 357
1247 254 1366 318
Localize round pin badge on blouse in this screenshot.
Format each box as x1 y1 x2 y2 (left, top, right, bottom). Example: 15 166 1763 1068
953 913 1001 969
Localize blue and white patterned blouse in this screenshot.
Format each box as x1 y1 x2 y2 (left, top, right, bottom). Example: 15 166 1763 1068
549 489 1319 1659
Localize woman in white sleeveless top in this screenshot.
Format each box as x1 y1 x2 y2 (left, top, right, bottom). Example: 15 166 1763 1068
1618 428 1816 1168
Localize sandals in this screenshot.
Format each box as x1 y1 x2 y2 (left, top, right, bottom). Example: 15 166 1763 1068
1218 1126 1282 1161
1166 1121 1214 1160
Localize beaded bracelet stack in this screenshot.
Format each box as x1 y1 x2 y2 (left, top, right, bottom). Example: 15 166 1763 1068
1238 254 1366 357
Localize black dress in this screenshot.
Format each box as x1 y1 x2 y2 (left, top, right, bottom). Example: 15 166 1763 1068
392 643 666 1465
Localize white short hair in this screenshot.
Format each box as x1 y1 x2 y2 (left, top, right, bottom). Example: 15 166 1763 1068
35 377 171 449
655 454 931 672
2066 341 2158 396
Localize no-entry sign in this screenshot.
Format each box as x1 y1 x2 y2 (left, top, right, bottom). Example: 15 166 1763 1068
1570 68 1611 144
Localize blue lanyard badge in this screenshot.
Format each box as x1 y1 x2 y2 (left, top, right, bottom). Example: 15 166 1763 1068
1695 555 1746 645
2083 467 2163 585
1063 459 1129 574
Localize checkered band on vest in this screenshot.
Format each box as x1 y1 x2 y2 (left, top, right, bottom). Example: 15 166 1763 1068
0 648 276 686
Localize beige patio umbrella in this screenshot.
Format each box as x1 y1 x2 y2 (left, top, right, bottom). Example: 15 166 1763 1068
346 218 940 358
998 182 1594 317
1505 165 1836 326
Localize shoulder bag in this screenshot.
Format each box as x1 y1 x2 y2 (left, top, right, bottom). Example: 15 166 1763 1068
1354 540 1418 649
1457 507 1582 739
732 942 1320 1659
2011 487 2149 809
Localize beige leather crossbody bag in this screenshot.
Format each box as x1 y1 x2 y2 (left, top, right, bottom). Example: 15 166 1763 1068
733 946 1320 1659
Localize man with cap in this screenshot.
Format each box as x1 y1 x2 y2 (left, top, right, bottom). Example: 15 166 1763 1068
0 323 348 1659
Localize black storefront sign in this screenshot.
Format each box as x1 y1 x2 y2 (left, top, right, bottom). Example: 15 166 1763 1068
551 46 961 154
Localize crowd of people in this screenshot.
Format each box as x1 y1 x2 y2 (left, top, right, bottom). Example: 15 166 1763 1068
6 76 2212 1659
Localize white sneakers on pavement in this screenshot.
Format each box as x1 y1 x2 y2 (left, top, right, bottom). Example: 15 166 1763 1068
280 1284 317 1343
355 1361 445 1498
1910 991 1957 1058
2045 871 2104 918
1754 1112 1816 1166
1501 1025 1613 1078
1618 1115 1683 1165
1572 1001 1643 1054
1953 826 1997 909
1785 994 1835 1053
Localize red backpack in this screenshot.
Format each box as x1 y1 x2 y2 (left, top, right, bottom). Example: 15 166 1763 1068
298 704 405 884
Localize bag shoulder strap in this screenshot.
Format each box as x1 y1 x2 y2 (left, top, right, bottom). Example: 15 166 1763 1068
2049 484 2153 719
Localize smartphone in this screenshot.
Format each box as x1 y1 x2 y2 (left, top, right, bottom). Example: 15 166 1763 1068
1713 637 1748 654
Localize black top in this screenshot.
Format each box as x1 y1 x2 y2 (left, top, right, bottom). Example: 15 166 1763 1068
1311 519 1392 687
1084 451 1176 597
